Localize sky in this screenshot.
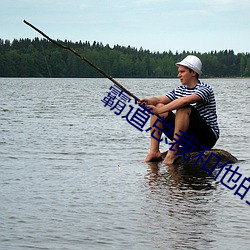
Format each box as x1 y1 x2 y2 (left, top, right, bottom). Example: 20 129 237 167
1 0 250 53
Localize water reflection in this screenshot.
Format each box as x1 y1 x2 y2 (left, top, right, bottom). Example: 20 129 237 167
144 162 219 249
147 161 218 191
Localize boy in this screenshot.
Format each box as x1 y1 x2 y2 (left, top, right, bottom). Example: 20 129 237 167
140 55 219 164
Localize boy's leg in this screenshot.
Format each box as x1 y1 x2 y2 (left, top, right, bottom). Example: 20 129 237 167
163 106 192 164
144 104 169 162
163 106 217 164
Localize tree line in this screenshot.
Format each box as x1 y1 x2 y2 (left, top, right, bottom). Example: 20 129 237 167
0 38 250 78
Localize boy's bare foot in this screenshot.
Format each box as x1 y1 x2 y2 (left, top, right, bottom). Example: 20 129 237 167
144 151 162 162
163 151 179 165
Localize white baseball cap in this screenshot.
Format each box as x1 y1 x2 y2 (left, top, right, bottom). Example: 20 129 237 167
176 55 202 75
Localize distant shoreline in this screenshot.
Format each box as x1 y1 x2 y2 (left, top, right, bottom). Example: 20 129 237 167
1 38 250 78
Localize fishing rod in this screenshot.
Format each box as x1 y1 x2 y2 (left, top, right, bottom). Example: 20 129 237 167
23 20 140 101
23 20 162 119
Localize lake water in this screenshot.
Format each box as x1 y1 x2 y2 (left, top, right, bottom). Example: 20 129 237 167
1 78 250 249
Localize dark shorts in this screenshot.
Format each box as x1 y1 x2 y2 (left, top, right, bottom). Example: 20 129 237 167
163 106 217 149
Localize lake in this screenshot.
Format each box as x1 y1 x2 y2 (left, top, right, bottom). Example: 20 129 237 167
1 78 250 249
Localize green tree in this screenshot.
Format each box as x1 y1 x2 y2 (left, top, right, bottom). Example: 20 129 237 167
244 56 250 76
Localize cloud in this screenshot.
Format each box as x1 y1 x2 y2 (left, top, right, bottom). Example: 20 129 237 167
134 0 168 5
79 3 89 10
195 0 250 11
1 0 250 53
205 0 237 4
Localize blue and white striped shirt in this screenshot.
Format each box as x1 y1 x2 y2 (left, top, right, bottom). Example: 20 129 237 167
166 80 220 139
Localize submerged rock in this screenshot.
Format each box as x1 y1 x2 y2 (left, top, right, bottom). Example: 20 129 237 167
161 148 238 167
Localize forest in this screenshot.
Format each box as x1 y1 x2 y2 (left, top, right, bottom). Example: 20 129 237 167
0 38 250 78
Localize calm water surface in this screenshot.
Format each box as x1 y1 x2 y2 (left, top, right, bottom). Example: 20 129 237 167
1 78 250 249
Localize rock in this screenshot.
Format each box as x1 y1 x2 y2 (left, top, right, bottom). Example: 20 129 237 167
161 148 238 167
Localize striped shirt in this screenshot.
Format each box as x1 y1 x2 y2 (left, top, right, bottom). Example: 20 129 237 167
166 80 220 139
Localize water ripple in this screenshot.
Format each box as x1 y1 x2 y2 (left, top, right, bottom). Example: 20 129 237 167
1 78 250 249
